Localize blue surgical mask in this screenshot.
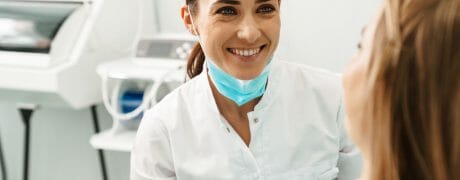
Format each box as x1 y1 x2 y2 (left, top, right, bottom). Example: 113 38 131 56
206 58 271 106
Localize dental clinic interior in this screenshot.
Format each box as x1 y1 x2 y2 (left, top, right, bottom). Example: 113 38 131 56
0 0 379 180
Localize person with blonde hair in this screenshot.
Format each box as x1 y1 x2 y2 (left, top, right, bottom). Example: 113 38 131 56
343 0 460 179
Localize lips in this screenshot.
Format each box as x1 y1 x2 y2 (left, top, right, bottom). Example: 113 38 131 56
227 45 266 57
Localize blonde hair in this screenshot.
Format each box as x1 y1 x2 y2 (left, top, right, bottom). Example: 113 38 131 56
364 0 460 179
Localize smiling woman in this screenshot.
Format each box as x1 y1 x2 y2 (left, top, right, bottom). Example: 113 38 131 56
185 0 280 80
130 0 362 179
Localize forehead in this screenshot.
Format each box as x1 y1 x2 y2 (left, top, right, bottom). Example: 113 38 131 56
200 0 274 6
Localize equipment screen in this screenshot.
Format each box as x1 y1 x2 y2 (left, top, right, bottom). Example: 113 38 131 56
136 39 195 60
0 2 81 53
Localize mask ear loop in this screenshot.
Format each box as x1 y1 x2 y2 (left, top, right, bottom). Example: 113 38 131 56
188 5 206 52
187 5 199 36
188 5 208 65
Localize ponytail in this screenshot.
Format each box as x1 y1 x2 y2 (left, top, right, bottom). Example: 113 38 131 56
186 43 206 79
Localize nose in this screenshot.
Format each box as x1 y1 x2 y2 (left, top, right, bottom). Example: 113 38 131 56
237 16 261 44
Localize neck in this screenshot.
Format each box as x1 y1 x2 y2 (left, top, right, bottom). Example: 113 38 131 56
208 74 260 118
359 150 372 180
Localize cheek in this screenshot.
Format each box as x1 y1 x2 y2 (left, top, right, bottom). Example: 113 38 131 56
342 54 370 148
265 19 281 39
342 55 369 131
343 52 369 111
342 68 361 115
201 26 231 54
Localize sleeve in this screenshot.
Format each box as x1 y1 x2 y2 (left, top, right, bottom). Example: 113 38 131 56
336 98 363 180
130 109 176 180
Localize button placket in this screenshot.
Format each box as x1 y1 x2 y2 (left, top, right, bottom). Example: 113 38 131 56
226 127 231 133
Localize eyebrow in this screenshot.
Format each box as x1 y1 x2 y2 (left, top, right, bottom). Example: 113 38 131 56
213 0 240 5
212 0 272 6
256 0 271 3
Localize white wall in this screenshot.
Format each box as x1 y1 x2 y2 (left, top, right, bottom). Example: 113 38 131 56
152 0 380 72
154 0 185 34
0 0 380 180
277 0 380 72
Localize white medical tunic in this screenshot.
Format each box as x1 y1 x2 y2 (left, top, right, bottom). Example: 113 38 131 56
130 60 362 180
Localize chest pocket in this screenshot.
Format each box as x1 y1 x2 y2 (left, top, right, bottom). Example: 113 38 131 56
270 163 338 180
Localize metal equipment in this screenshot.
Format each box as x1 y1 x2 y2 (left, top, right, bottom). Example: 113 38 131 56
90 33 196 152
0 0 143 179
0 0 142 108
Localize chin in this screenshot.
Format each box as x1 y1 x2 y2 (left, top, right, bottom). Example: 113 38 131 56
237 67 266 80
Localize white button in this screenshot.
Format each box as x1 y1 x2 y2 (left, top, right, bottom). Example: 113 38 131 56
254 118 259 123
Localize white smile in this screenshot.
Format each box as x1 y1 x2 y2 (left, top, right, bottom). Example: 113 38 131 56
228 45 266 57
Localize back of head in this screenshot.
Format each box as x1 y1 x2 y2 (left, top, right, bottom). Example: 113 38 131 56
366 0 460 179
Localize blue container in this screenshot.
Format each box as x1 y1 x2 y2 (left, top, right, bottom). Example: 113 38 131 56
119 90 144 129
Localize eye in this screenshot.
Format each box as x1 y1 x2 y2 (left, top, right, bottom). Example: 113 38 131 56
216 7 237 16
357 42 362 49
257 5 275 14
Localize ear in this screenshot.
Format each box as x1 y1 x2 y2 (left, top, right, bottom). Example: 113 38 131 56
181 5 197 35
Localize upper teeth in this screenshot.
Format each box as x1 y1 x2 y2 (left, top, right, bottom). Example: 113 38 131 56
230 48 261 57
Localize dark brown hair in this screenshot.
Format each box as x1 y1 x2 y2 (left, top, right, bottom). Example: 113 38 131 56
363 0 460 179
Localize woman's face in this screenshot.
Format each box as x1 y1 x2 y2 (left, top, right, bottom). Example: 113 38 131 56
342 9 382 149
183 0 281 80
